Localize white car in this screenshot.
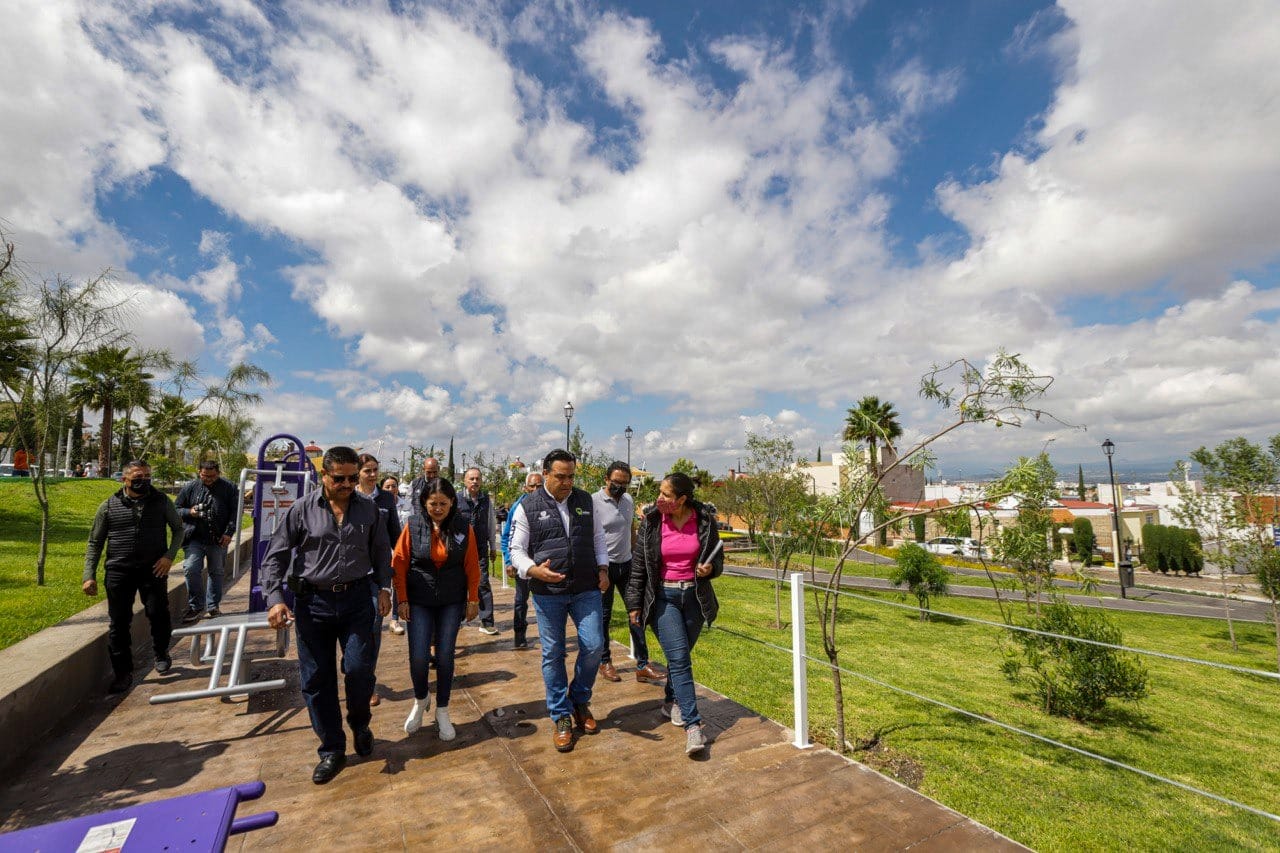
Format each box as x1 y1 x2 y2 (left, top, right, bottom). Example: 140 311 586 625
924 537 984 558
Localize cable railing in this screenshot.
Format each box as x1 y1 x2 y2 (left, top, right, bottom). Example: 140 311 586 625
707 573 1280 827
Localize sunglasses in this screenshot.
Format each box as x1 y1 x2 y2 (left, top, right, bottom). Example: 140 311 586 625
326 474 359 484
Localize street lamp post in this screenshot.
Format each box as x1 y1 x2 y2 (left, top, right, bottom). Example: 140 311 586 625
1102 438 1128 599
624 425 633 469
564 401 574 451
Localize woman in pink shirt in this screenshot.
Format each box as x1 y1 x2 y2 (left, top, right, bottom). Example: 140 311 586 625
625 472 724 757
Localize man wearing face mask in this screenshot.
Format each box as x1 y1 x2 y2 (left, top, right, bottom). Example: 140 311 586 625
592 461 664 685
83 460 184 695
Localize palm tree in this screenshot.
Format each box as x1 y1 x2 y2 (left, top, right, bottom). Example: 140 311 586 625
68 347 128 474
842 395 903 479
145 393 199 464
843 396 903 546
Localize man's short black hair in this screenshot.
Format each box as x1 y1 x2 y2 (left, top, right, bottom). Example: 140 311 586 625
542 449 576 472
323 445 360 471
123 459 150 473
198 459 220 471
605 461 631 480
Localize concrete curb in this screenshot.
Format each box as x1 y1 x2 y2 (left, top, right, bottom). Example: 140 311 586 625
0 534 254 777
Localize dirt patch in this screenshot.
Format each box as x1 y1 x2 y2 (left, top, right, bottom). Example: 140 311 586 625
855 736 925 789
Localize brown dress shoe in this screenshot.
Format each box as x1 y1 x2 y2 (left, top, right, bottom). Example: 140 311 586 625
635 664 666 684
573 703 599 734
554 716 575 752
369 691 381 707
599 662 621 682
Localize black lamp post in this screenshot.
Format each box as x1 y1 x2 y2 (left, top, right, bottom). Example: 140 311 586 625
1102 438 1128 599
564 401 574 451
624 425 633 469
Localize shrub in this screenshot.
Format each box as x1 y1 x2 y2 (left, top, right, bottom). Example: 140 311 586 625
890 542 949 620
911 515 925 542
1073 518 1096 567
1002 598 1149 720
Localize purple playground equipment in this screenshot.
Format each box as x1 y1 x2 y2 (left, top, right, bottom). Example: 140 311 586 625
0 781 279 851
148 434 318 705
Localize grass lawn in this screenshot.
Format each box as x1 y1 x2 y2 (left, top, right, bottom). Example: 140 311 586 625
0 478 122 650
607 573 1280 850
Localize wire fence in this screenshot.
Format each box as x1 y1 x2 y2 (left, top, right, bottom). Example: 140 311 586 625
708 573 1280 827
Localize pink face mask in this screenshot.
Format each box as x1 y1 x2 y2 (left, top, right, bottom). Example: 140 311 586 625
655 496 678 515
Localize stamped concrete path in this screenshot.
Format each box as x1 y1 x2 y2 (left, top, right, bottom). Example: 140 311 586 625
0 578 1022 851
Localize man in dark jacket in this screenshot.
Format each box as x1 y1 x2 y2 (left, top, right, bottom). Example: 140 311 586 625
175 459 239 621
509 449 610 753
408 456 441 517
457 467 498 634
83 460 184 694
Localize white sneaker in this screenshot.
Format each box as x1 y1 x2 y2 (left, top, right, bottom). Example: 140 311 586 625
404 697 429 734
478 625 498 635
660 702 684 727
436 707 456 741
389 620 406 635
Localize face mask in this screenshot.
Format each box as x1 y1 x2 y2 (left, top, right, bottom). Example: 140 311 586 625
655 496 677 515
129 478 152 492
607 482 627 498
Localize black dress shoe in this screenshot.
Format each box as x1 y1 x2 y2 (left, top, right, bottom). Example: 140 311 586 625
154 655 172 674
107 673 132 694
312 753 346 784
354 726 374 757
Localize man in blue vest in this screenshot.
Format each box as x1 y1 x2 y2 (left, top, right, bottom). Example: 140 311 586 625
83 460 184 694
501 471 543 649
509 449 610 752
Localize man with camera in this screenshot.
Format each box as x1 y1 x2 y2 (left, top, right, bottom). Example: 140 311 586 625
175 460 239 622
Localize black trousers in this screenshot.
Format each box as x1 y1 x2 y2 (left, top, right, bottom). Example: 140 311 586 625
104 566 172 676
513 577 530 642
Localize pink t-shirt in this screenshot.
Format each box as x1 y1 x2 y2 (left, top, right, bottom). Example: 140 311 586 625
660 512 700 582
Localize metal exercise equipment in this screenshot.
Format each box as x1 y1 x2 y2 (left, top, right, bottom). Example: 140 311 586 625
150 434 317 705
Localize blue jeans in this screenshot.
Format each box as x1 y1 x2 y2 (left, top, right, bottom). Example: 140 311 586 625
183 538 226 611
532 589 606 720
652 586 704 728
294 586 377 758
600 561 650 667
406 601 465 707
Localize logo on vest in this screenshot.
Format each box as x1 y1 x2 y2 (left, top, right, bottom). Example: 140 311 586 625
538 510 550 520
574 507 590 516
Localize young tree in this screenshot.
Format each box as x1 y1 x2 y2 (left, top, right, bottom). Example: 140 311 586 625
735 431 812 628
890 542 949 619
1174 435 1280 653
988 454 1059 616
813 350 1063 753
0 240 133 584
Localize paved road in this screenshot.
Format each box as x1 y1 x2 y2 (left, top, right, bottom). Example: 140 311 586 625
725 555 1273 623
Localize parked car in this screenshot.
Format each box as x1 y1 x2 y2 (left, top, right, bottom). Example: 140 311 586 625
924 537 985 558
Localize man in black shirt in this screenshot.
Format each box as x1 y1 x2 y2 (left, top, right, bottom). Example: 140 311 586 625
175 460 239 621
83 460 184 694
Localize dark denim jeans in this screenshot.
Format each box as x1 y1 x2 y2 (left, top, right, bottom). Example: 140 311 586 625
477 562 494 627
104 567 172 676
652 585 704 728
182 538 225 612
600 560 650 667
294 584 377 758
532 589 606 720
513 577 531 642
406 600 465 707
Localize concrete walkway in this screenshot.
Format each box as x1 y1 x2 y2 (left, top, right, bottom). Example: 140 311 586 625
0 578 1021 851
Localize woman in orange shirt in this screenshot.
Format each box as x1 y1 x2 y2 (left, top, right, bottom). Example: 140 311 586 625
392 478 479 741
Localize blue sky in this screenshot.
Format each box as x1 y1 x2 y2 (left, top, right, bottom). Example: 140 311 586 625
3 0 1279 479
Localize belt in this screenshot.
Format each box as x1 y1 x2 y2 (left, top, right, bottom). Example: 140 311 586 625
315 578 369 594
662 580 696 590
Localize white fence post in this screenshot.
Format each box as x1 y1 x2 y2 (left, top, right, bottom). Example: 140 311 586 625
790 572 812 749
